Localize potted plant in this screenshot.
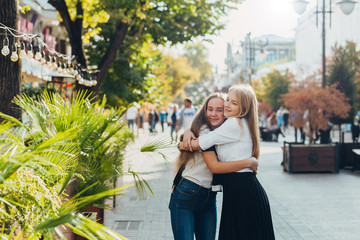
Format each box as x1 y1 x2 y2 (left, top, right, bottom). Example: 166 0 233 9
280 83 351 173
0 91 170 239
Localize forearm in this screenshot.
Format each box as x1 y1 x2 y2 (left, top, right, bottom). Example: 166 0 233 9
201 152 253 174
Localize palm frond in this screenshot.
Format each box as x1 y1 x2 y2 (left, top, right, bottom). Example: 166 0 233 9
140 135 173 162
128 170 154 198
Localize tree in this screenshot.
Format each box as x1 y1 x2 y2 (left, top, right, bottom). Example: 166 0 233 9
0 0 21 119
281 83 351 144
327 41 358 125
48 0 244 97
262 69 291 111
163 55 200 98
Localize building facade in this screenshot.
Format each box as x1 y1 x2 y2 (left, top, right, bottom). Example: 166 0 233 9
221 34 295 89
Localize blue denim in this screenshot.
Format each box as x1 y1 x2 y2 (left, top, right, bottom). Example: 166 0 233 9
169 178 217 240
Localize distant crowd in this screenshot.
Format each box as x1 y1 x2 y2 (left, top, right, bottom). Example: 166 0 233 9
125 98 197 143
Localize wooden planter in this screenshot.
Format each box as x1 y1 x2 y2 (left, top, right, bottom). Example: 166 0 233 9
282 142 339 173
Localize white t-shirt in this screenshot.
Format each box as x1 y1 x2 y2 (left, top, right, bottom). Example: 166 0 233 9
182 126 213 188
180 107 197 129
198 117 253 173
126 106 138 120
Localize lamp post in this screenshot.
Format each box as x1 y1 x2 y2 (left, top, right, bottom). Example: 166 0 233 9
292 0 357 88
244 32 268 85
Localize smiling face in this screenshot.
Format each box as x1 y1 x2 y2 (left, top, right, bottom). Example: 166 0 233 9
224 90 241 118
206 97 225 128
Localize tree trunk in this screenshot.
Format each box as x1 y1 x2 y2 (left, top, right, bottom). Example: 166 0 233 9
0 0 21 120
338 123 342 143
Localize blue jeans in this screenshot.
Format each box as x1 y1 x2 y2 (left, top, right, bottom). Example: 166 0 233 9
169 178 217 240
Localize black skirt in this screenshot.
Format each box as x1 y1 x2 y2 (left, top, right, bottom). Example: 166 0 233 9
218 172 275 240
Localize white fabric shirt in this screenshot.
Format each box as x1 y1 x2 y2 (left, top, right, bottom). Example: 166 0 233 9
199 117 253 173
126 106 138 120
182 126 213 188
180 107 197 129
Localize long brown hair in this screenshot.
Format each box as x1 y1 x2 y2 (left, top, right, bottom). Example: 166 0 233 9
228 84 260 159
175 93 226 171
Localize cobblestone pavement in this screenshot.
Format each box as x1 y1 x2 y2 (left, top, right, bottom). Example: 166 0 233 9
104 125 360 239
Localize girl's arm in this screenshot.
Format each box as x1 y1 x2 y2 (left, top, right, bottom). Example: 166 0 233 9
201 151 258 174
178 138 201 151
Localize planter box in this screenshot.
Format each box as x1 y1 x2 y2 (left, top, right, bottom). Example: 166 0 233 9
282 142 339 173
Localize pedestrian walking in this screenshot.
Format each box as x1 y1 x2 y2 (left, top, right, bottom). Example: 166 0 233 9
167 104 180 143
170 93 258 240
180 98 197 130
126 105 138 132
351 115 360 143
159 108 167 132
180 84 275 240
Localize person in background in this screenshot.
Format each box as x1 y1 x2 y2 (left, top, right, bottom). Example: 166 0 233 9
180 98 197 130
267 112 285 141
276 106 284 129
168 104 180 143
351 115 360 143
282 108 289 133
126 105 138 132
159 108 167 132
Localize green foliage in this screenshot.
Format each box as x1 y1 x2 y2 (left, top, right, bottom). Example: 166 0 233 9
328 41 359 123
57 0 244 105
262 69 291 110
0 117 129 238
0 90 172 238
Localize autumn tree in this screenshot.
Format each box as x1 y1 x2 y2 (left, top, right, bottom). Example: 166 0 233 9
262 69 291 111
48 0 244 97
328 41 359 124
281 83 351 144
0 0 21 119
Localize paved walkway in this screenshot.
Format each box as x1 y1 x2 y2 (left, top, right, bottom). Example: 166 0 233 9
104 125 360 239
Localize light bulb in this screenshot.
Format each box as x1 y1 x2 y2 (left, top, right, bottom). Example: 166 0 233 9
40 53 46 64
19 42 27 59
1 37 10 56
57 62 62 73
10 43 18 62
52 56 57 70
27 44 33 59
46 54 52 68
35 47 42 61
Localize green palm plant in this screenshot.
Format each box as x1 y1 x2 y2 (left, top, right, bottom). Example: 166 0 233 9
11 91 135 202
0 91 173 239
0 119 129 239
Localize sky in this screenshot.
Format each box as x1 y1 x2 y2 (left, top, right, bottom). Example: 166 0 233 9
204 0 311 72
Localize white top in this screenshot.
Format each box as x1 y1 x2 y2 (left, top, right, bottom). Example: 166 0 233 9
199 117 253 173
167 109 181 124
182 126 213 188
126 106 138 120
180 107 197 129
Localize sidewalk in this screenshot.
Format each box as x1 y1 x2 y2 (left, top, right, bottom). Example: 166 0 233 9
104 126 360 240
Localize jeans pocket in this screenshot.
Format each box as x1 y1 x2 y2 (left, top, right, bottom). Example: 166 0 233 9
171 180 199 210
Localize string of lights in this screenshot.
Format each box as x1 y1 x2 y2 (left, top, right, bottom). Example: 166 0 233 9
0 22 97 87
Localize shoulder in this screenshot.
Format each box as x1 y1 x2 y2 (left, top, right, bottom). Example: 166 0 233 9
199 125 210 135
215 117 241 132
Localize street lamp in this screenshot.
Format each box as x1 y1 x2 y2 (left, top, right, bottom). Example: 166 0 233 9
292 0 357 88
244 32 268 84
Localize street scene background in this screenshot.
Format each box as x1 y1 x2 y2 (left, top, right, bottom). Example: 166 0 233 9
105 123 360 240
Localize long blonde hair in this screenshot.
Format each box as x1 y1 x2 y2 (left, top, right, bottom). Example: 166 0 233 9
175 93 226 171
228 84 260 159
